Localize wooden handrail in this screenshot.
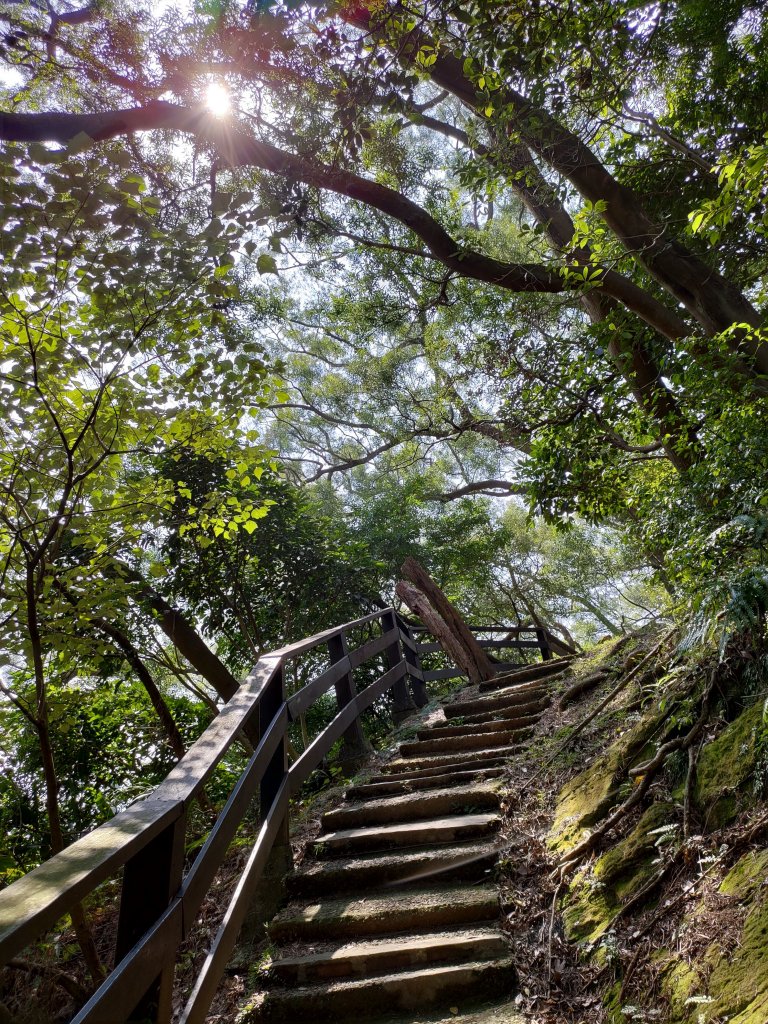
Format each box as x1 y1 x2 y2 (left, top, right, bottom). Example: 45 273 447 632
0 610 426 1024
0 609 544 1024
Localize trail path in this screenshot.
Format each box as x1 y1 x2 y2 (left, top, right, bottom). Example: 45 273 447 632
245 657 573 1023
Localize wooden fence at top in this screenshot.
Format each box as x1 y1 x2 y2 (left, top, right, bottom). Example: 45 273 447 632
0 610 549 1024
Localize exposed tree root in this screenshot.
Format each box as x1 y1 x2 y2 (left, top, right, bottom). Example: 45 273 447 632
7 958 89 1003
531 627 677 784
560 664 717 870
557 669 610 709
683 738 703 838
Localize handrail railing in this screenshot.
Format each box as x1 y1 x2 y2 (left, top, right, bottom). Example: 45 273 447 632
410 623 554 676
0 609 548 1024
0 608 426 1024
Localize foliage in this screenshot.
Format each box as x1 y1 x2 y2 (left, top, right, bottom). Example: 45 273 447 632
0 681 210 886
1 0 768 888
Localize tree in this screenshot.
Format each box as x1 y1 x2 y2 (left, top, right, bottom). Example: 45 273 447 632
2 0 765 436
0 137 277 907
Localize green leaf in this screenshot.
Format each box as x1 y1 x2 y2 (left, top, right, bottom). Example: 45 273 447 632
256 253 278 275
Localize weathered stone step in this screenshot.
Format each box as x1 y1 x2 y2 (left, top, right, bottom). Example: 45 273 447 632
253 959 514 1021
443 685 551 719
267 927 509 984
478 658 573 691
399 730 531 758
314 813 500 857
346 765 504 799
380 747 520 775
322 784 499 832
288 841 497 899
418 714 542 740
456 696 550 726
268 884 500 943
362 998 526 1024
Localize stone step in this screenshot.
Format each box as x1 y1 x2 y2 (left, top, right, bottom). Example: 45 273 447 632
253 957 515 1021
478 658 573 692
456 697 550 726
362 998 527 1024
268 884 500 943
380 747 520 775
443 686 551 719
267 927 510 984
314 813 501 857
399 731 530 758
418 714 541 740
346 765 505 799
321 784 499 832
288 841 498 899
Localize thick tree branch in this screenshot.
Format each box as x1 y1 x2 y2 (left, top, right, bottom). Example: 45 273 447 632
344 5 768 373
424 480 525 501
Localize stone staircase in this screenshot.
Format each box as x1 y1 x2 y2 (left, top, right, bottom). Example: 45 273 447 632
244 658 571 1023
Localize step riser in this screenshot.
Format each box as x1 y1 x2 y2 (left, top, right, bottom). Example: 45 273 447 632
256 960 515 1021
287 848 497 900
268 932 509 984
457 699 550 725
493 654 575 678
268 895 499 943
322 787 498 831
399 731 531 757
314 815 500 857
444 689 549 718
419 714 542 739
381 749 518 774
478 661 571 691
347 767 504 798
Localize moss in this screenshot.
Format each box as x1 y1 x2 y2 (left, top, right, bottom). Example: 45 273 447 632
603 980 624 1023
719 848 768 900
562 802 675 944
658 956 700 1018
549 709 667 855
694 701 765 830
687 895 768 1023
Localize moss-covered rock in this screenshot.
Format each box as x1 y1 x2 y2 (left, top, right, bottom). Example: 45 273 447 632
719 848 768 900
549 709 667 856
694 701 766 830
691 894 768 1022
562 802 675 943
658 955 700 1019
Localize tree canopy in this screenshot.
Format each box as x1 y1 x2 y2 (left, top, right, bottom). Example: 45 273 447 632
1 0 767 890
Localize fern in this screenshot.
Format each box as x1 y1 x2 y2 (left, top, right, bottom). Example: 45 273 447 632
679 565 768 657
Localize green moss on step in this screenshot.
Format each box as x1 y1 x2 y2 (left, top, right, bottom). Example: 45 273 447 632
562 803 675 944
694 701 765 830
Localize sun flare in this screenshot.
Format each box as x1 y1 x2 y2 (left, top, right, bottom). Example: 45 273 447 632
205 82 231 117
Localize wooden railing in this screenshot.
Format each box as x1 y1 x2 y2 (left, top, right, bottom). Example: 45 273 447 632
0 610 546 1024
413 624 553 681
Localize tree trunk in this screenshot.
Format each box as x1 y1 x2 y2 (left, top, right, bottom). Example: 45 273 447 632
394 111 701 469
400 558 497 681
395 574 496 684
25 564 105 985
119 567 241 702
93 618 187 761
497 144 699 471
